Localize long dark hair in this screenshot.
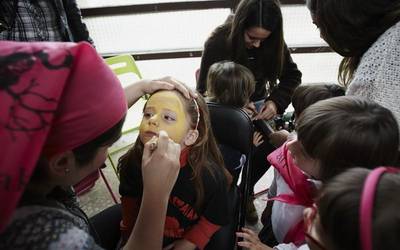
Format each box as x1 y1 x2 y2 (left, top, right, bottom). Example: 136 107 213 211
296 96 399 181
119 91 232 210
227 0 284 87
317 168 400 250
309 0 400 85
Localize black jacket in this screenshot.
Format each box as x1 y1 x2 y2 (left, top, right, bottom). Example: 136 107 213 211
0 0 93 44
57 0 93 44
197 24 302 114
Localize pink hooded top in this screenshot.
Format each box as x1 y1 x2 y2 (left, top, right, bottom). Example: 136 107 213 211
0 41 127 232
267 143 317 245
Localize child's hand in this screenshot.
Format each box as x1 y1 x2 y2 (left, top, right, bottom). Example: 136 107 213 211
236 228 273 250
163 239 196 250
253 131 264 147
141 130 181 200
269 129 290 148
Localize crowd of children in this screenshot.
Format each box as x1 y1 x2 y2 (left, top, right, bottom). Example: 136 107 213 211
115 57 400 250
1 0 399 249
200 57 400 250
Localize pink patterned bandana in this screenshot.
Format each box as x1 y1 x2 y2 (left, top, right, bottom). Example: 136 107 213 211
0 41 127 232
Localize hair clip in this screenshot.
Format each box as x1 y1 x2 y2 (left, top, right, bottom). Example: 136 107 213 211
192 98 200 130
359 166 399 250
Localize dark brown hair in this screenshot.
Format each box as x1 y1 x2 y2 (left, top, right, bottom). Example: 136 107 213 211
119 91 232 210
291 83 345 118
73 117 125 165
308 0 400 85
207 60 255 107
227 0 284 88
32 117 125 181
317 167 400 250
296 96 399 181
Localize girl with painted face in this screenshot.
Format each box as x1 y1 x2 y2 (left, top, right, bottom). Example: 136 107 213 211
237 96 399 250
119 90 232 250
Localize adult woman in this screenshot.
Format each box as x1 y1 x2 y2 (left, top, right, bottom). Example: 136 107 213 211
306 0 400 132
197 0 301 120
0 41 195 250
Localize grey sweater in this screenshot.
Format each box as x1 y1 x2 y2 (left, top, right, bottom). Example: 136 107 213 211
347 21 400 134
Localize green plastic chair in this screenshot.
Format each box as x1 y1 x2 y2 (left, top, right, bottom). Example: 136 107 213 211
105 55 144 176
105 54 142 81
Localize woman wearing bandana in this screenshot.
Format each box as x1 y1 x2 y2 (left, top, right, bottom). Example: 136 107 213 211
0 41 195 250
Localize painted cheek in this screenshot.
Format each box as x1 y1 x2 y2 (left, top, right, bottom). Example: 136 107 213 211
161 117 187 144
139 120 148 143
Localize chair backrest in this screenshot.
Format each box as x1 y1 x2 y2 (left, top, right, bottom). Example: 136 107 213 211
75 55 144 204
104 55 144 177
206 102 254 248
207 102 253 155
105 54 142 82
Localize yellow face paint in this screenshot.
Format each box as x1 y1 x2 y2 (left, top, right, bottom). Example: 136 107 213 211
139 91 189 144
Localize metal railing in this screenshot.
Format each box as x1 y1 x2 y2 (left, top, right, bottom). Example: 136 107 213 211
80 0 332 60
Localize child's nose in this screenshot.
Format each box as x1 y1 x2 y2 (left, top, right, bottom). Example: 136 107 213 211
148 114 160 126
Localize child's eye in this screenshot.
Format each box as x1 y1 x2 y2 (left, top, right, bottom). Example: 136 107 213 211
143 111 153 118
163 114 176 122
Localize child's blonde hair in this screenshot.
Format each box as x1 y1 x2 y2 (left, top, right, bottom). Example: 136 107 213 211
207 61 255 108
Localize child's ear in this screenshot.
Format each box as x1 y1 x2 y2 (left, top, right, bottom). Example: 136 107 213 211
183 129 199 146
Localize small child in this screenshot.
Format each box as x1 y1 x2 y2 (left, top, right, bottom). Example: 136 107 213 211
305 167 400 250
118 90 232 249
206 60 255 111
206 60 266 223
238 96 399 249
206 60 263 180
269 83 345 147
